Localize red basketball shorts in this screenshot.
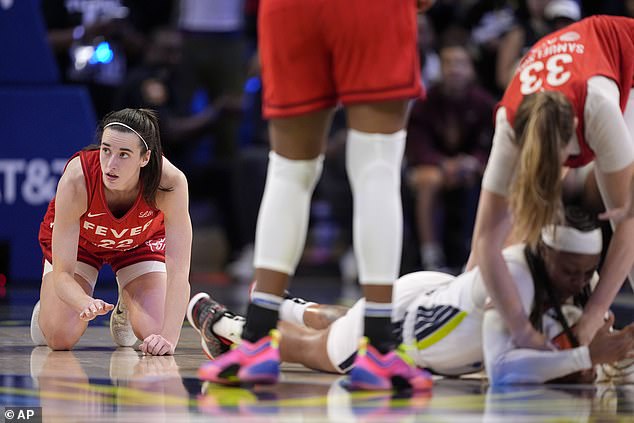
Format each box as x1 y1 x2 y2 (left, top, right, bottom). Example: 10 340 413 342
259 0 423 118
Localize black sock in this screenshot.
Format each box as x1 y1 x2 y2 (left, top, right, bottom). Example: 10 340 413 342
241 291 283 342
364 315 397 353
242 303 278 342
364 301 397 354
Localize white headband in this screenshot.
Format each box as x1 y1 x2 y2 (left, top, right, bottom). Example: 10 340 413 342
104 122 149 151
541 224 602 255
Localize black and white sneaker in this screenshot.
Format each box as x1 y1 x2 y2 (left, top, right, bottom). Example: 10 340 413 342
186 293 237 359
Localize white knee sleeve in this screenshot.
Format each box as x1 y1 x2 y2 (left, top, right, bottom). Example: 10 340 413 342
327 298 365 373
254 152 324 274
346 129 405 284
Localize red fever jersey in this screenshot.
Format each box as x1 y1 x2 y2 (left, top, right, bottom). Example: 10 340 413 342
499 15 634 168
39 149 166 271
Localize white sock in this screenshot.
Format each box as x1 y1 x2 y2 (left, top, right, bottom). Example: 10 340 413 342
364 301 392 318
212 314 245 344
279 297 316 327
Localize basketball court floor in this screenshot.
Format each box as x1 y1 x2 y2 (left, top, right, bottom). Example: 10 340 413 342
1 280 633 422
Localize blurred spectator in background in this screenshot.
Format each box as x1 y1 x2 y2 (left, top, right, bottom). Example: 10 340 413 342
621 0 634 17
169 0 252 270
116 24 248 276
174 0 248 161
116 28 226 160
417 14 442 89
496 0 554 91
406 29 495 272
494 0 582 92
225 75 270 281
544 0 582 30
464 0 516 98
42 0 173 118
580 0 631 17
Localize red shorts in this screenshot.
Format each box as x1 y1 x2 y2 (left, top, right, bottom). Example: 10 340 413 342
40 231 166 274
259 0 423 118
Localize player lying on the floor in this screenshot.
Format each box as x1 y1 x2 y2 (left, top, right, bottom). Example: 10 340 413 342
189 207 634 385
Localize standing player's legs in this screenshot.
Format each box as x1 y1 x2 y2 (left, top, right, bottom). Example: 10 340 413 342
198 110 335 384
32 261 98 350
345 100 409 353
244 109 333 339
334 0 421 308
326 0 429 390
233 0 339 358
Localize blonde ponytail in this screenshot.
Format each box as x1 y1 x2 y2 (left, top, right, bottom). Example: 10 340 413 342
509 91 575 247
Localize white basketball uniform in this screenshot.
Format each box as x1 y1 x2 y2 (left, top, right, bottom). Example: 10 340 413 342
327 244 597 384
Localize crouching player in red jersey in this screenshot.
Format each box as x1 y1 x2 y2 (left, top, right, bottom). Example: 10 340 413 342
31 108 192 356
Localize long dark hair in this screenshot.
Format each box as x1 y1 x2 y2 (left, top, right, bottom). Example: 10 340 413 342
95 108 172 207
527 206 598 343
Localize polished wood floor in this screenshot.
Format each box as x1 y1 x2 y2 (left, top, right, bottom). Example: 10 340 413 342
1 285 633 422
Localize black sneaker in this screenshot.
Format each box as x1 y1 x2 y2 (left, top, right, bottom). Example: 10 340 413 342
186 293 235 359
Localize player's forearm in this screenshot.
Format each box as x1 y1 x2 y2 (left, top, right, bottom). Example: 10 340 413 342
583 218 634 332
476 241 530 334
161 275 190 347
488 346 592 385
53 272 93 312
484 311 593 384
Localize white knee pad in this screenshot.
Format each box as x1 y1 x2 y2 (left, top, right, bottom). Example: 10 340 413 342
346 129 406 284
254 152 324 274
327 298 365 373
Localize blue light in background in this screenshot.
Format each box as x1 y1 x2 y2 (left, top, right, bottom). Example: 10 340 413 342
90 41 114 64
244 76 261 93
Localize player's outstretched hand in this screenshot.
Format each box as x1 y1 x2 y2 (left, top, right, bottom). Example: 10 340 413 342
512 322 552 351
589 315 634 365
140 334 175 356
79 299 114 321
574 310 612 346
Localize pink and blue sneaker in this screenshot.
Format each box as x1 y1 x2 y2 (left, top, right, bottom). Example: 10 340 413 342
347 337 433 391
198 329 281 386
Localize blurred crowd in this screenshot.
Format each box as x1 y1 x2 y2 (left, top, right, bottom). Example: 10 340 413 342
40 0 634 281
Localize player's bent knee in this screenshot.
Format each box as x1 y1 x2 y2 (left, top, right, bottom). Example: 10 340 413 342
46 333 80 351
268 151 324 192
346 129 405 192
